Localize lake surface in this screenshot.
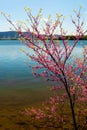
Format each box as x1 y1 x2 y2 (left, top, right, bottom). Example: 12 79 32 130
0 40 52 88
0 40 87 129
0 40 87 88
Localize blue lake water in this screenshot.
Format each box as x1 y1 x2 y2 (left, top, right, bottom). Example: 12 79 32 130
0 40 32 80
0 40 87 87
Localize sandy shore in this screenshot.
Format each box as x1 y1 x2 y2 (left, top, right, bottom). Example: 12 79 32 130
0 80 53 130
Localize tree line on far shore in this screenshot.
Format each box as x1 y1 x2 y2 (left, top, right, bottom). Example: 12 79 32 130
0 31 87 40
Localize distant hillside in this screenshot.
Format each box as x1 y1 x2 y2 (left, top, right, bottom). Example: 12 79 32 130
0 31 19 39
0 31 87 40
0 31 33 40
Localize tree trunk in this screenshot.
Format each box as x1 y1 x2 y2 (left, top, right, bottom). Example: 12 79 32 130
69 94 78 130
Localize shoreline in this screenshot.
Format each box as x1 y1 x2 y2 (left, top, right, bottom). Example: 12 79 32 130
0 83 53 129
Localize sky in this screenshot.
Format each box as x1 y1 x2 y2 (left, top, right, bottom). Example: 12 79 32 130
0 0 87 34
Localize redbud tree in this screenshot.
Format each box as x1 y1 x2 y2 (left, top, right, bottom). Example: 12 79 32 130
3 7 87 130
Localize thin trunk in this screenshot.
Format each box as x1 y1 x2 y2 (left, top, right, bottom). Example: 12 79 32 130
69 95 78 130
62 76 78 130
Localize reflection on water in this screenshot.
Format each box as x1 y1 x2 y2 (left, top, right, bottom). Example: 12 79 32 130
0 40 86 87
